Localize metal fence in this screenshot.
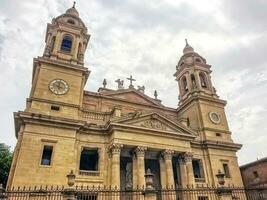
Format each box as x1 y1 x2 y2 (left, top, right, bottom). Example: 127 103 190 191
1 185 266 200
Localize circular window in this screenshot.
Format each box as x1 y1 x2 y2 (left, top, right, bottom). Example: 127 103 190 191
209 112 221 124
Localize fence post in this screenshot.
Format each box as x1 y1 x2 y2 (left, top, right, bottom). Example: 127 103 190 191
0 184 6 200
144 190 157 200
63 170 76 200
216 187 232 200
144 169 157 200
63 188 76 200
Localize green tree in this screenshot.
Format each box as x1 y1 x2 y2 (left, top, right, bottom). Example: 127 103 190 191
0 143 13 187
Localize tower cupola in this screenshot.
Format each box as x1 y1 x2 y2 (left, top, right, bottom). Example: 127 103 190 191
174 40 218 105
43 2 90 66
183 39 194 54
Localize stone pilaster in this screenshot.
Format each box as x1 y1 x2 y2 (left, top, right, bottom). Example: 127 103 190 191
180 152 195 186
134 146 147 188
162 149 175 188
107 150 112 187
109 143 123 189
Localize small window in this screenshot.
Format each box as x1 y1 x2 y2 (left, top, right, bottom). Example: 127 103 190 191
51 105 60 111
79 149 99 171
61 35 72 53
223 163 231 178
192 159 204 178
67 19 75 25
41 145 53 166
253 171 259 178
216 133 221 137
196 58 202 63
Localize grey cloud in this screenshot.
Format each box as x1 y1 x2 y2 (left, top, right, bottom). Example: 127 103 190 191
92 0 222 34
223 0 267 32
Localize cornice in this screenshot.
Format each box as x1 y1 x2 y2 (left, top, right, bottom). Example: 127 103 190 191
177 94 227 113
83 90 177 112
14 111 85 138
106 122 196 142
33 57 90 84
191 140 242 151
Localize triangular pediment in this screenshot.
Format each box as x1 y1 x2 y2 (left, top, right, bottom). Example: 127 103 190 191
101 89 161 106
110 112 197 137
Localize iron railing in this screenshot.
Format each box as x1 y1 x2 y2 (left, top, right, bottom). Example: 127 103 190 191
1 185 266 200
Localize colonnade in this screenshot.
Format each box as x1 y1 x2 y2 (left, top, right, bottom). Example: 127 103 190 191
108 144 195 189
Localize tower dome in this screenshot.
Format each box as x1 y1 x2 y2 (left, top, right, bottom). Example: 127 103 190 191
183 39 194 54
65 2 79 17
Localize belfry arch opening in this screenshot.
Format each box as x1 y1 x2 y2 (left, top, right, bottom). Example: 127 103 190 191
199 72 207 88
181 76 188 92
61 35 73 53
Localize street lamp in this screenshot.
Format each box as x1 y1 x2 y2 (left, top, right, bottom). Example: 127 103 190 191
216 170 225 187
66 170 76 187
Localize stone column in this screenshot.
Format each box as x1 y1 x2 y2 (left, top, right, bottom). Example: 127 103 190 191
132 153 138 189
135 146 147 188
181 152 195 186
109 143 123 189
162 149 175 188
162 150 176 200
178 156 188 187
159 156 167 188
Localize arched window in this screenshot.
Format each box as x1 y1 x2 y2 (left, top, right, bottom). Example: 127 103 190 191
51 36 56 52
61 35 72 53
77 43 82 58
199 72 207 88
67 19 75 25
191 74 197 89
182 76 188 92
195 58 202 63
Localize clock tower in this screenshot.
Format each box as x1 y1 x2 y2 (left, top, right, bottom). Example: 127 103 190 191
174 40 242 184
27 3 90 119
174 40 232 142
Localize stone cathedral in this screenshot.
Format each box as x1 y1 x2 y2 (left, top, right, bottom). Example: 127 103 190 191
7 4 244 189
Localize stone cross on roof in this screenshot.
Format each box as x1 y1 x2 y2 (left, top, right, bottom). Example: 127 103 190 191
127 75 136 89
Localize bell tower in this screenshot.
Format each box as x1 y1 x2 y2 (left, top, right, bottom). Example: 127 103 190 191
27 3 90 119
175 39 218 105
43 2 89 65
175 40 233 142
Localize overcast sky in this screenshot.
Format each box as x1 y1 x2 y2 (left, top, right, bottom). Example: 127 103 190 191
0 0 266 165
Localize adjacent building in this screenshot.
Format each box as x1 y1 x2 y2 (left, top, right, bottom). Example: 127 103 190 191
7 4 243 189
240 157 267 186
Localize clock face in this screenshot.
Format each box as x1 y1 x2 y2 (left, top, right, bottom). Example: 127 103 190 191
49 79 69 95
209 112 221 124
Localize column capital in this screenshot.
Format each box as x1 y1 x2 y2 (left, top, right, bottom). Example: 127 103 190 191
109 143 123 155
162 149 175 160
134 146 147 156
180 152 193 163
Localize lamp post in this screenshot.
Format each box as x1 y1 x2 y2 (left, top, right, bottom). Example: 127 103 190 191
216 170 232 200
145 168 154 190
63 170 76 200
66 170 76 187
144 169 157 200
216 170 225 187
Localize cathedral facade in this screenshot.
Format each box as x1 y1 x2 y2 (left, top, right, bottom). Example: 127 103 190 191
7 5 243 189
